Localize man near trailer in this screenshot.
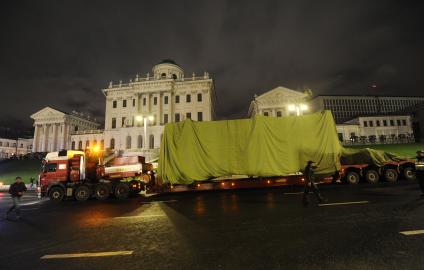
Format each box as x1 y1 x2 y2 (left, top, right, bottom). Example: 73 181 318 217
6 176 27 220
302 161 327 206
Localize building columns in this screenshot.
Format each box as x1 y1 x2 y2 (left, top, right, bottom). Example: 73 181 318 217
41 124 48 152
32 125 39 152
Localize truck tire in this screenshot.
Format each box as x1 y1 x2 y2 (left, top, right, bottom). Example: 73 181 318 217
364 170 379 184
49 186 64 202
403 166 416 181
75 185 90 201
345 171 360 185
94 184 110 201
114 182 130 200
384 168 398 182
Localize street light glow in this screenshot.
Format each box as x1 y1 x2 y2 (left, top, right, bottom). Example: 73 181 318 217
148 115 154 121
135 115 143 121
288 104 296 111
300 104 308 111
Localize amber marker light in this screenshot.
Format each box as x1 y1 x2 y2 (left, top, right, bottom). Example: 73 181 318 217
231 182 235 186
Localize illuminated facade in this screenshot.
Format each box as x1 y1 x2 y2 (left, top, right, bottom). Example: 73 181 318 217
69 59 215 161
248 86 310 117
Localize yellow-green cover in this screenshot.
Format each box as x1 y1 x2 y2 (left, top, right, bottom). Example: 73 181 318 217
159 111 342 184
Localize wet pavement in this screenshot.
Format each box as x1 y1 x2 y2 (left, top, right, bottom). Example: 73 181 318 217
1 181 424 270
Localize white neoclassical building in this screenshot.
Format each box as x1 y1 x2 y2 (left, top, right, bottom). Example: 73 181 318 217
0 137 33 159
30 107 100 152
31 60 216 161
248 86 310 117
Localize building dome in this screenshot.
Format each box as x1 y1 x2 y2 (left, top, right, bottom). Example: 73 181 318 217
152 59 184 80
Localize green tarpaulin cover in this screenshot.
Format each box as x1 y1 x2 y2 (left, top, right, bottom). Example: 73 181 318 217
340 147 405 166
159 111 342 184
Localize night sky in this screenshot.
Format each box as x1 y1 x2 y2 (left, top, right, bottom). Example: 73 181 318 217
1 0 423 130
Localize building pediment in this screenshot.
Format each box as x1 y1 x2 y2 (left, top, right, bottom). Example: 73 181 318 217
256 86 307 106
30 107 67 120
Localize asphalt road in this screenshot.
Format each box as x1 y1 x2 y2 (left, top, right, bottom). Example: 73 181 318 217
1 181 424 270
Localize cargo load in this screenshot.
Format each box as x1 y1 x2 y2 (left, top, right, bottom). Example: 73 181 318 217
159 111 342 184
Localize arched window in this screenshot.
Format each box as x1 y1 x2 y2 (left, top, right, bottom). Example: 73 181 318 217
71 141 75 150
161 73 166 79
78 141 83 150
100 139 104 149
110 138 115 150
172 74 177 80
126 135 131 149
85 140 90 148
137 135 143 148
149 134 154 149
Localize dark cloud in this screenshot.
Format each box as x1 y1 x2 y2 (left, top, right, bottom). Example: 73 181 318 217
1 0 423 128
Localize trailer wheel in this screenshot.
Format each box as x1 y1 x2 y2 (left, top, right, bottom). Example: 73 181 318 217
364 170 379 184
345 171 360 185
403 166 416 181
94 184 110 201
114 182 130 200
384 168 398 182
75 185 90 201
49 186 64 202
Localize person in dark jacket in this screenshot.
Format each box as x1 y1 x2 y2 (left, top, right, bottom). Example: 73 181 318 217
6 176 27 220
302 161 327 206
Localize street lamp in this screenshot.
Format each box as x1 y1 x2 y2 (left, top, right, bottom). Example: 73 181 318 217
136 115 154 150
288 103 308 116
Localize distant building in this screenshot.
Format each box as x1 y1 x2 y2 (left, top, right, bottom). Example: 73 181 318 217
0 137 33 159
30 107 100 152
248 86 310 117
336 115 414 145
311 95 424 124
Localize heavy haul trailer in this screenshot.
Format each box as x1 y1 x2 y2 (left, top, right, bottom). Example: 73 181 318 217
39 149 154 202
156 111 418 192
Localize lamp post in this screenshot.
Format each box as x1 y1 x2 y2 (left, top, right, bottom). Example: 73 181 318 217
288 103 308 116
136 115 154 150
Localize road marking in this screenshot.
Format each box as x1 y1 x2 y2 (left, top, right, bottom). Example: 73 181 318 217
140 199 178 204
400 230 424 236
319 201 369 207
21 200 44 206
113 214 166 219
40 251 133 259
284 192 304 195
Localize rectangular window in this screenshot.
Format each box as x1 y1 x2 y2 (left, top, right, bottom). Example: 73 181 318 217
369 121 373 127
402 119 407 126
175 113 180 122
186 112 191 119
197 112 203 121
132 116 135 127
164 96 168 104
383 120 387 126
47 163 57 172
397 119 401 126
264 112 269 116
197 93 202 102
164 114 168 124
113 100 117 108
390 120 394 126
175 95 180 103
276 111 282 117
154 97 157 105
186 94 191 102
112 118 116 129
364 121 368 127
143 98 146 106
133 99 135 107
376 120 380 127
122 117 126 127
123 100 127 107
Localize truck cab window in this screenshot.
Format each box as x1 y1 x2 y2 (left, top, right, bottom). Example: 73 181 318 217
47 163 57 172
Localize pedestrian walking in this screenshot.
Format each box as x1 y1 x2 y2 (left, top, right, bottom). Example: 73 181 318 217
6 176 27 220
30 177 35 188
302 161 327 206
